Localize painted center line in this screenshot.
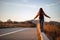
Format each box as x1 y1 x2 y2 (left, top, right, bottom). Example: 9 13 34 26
0 28 29 37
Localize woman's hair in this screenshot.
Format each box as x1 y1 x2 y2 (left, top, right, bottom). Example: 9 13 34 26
39 8 44 13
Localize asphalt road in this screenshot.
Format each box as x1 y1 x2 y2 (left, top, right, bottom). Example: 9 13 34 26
0 28 49 40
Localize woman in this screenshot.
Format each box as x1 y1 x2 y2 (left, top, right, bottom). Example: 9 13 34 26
34 8 51 32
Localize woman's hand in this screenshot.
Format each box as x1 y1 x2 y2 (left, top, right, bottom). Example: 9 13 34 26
48 16 51 18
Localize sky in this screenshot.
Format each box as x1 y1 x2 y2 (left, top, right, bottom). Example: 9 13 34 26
0 0 60 22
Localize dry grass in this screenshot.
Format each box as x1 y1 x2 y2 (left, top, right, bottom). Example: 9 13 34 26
44 23 60 40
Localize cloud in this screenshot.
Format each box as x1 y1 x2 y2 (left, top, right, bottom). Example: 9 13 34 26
21 0 29 3
45 1 60 6
0 1 37 8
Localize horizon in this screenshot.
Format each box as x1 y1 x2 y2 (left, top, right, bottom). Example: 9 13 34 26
0 0 60 22
0 19 60 23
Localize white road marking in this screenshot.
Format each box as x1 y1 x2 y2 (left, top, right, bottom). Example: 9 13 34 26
41 32 50 40
0 28 29 37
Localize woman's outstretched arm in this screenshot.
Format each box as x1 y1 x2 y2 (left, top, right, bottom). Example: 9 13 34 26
43 12 51 18
34 12 39 19
34 14 38 19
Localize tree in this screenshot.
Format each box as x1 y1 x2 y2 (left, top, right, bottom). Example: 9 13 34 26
0 20 3 23
6 19 12 23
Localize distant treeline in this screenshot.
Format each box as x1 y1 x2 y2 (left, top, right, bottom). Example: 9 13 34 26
0 19 60 28
0 20 36 28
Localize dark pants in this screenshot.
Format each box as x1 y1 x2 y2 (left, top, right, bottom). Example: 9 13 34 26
40 19 44 32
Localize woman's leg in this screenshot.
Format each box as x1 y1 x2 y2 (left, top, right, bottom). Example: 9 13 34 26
40 19 44 32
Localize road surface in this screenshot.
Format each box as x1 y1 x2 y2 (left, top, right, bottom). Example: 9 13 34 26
0 28 49 40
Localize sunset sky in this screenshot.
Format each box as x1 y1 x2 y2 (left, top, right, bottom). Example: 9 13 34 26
0 0 60 22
